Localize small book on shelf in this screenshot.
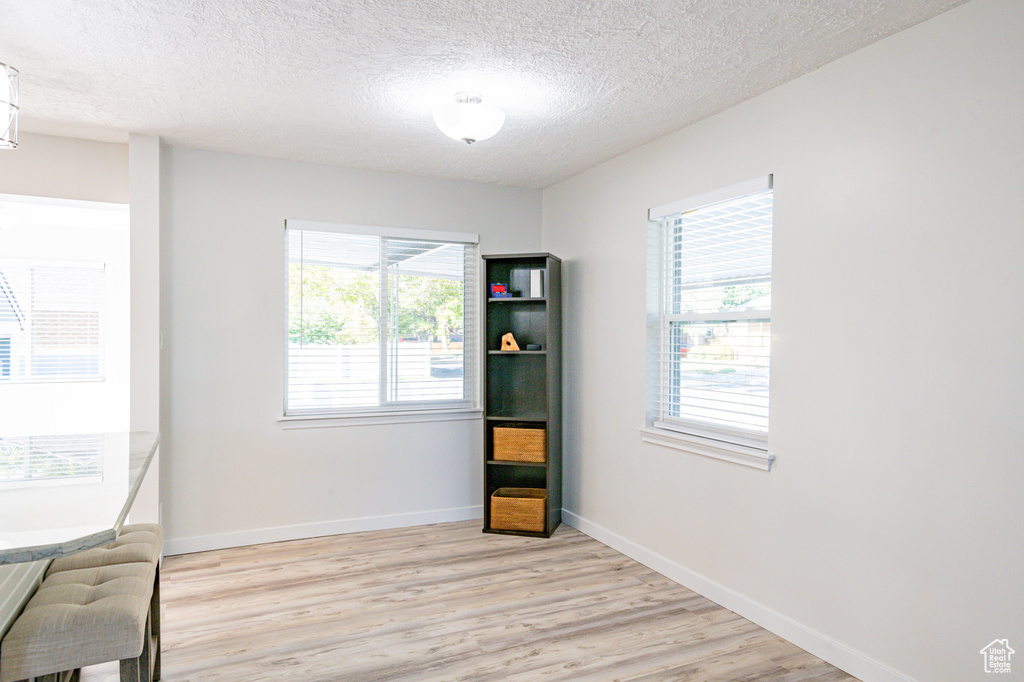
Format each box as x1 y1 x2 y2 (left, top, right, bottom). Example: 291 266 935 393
530 269 544 297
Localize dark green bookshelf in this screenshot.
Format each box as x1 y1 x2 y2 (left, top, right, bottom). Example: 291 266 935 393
482 253 562 538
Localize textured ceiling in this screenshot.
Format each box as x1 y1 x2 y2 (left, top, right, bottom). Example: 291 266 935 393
1 0 967 188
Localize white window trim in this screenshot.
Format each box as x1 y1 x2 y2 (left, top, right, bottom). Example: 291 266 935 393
279 406 483 429
637 426 774 471
286 219 478 245
648 176 773 222
642 176 776 471
283 220 480 424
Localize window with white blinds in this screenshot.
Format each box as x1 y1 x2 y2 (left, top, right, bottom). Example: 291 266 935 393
0 434 102 483
0 260 105 381
644 177 774 467
285 221 478 418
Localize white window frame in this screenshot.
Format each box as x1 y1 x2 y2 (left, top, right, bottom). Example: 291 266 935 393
639 176 775 471
281 220 482 427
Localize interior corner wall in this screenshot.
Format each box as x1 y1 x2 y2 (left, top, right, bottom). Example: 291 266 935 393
159 147 542 553
540 0 1024 680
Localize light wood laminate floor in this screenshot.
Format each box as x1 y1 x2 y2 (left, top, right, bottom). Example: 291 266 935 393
81 520 857 681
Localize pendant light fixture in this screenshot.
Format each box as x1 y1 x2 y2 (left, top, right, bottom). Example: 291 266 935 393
1 62 18 149
433 92 505 145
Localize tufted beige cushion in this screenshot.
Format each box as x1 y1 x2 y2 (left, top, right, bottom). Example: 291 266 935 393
46 524 163 575
0 562 155 682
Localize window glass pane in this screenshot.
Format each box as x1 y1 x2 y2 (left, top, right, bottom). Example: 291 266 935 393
667 319 770 433
386 240 466 403
0 336 10 377
286 226 475 415
668 193 773 315
287 230 381 412
658 188 772 439
0 261 104 381
673 280 771 316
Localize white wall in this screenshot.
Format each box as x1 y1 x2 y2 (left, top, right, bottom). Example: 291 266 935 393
160 147 542 552
0 132 128 204
128 135 162 524
541 0 1024 680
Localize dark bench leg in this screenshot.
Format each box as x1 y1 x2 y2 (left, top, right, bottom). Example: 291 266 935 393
119 655 140 682
119 612 150 682
151 564 161 681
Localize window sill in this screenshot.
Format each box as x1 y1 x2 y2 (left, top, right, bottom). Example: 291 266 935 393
637 426 775 471
280 407 483 429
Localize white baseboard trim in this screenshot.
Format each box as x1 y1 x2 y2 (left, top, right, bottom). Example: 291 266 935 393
561 510 914 682
164 505 484 556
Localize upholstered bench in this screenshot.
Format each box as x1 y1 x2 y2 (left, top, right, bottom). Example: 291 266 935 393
45 524 163 574
0 562 158 682
0 524 164 682
47 522 163 677
45 522 163 680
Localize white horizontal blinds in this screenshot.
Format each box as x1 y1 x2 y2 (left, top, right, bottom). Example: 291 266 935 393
287 229 382 413
386 238 469 403
286 224 476 415
0 434 102 483
461 245 478 406
658 190 772 440
0 261 104 381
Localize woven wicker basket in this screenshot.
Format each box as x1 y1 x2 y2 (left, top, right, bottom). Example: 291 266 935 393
493 425 546 463
490 488 546 533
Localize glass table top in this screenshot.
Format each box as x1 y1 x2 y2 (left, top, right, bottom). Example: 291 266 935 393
0 432 159 565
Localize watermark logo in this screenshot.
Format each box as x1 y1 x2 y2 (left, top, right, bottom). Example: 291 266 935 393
980 639 1014 674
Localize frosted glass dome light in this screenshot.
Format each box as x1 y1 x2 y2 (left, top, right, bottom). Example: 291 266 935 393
433 92 505 145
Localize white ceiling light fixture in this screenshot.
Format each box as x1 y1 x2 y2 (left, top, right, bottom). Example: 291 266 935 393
433 92 505 145
1 62 18 149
